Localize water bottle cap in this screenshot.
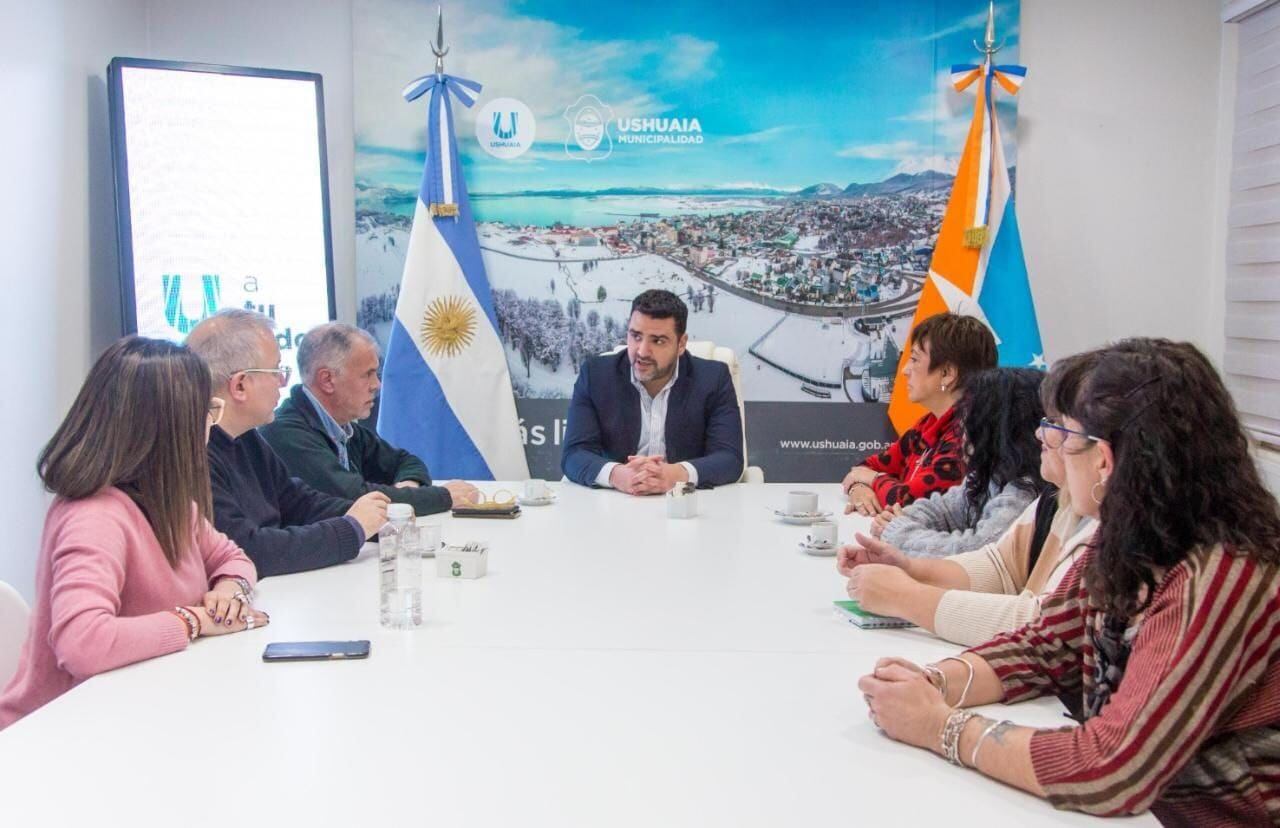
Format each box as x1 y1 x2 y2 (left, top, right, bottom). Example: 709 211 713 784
387 503 413 521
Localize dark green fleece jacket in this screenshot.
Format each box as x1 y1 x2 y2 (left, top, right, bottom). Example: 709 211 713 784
261 384 452 516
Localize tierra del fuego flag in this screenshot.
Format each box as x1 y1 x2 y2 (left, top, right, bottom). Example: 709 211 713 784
887 59 1045 434
376 66 530 479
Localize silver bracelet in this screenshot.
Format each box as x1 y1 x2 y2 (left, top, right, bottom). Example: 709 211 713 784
939 709 978 766
970 719 1012 769
937 656 975 707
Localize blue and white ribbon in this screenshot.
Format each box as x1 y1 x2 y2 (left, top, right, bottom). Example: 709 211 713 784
401 72 482 217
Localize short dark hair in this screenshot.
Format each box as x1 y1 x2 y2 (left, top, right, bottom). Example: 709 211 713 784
909 312 997 390
629 289 688 336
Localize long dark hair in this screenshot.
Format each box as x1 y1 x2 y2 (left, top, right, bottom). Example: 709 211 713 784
1056 338 1280 617
38 337 214 567
955 367 1047 520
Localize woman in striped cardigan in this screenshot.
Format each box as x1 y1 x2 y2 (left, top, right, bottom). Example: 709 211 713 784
858 338 1280 825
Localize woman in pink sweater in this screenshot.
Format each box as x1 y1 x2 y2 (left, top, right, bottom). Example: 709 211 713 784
0 337 269 729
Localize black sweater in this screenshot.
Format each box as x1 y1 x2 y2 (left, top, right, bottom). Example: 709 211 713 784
207 425 360 578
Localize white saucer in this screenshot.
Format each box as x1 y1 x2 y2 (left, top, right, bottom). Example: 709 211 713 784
422 540 446 558
798 540 837 557
772 509 832 525
518 493 557 507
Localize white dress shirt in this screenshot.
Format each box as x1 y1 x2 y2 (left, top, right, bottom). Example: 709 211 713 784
595 360 699 488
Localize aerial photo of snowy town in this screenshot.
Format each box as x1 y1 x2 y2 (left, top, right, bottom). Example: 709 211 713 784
352 0 1019 410
355 177 951 403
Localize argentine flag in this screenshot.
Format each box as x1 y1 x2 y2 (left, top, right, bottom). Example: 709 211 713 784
377 70 529 480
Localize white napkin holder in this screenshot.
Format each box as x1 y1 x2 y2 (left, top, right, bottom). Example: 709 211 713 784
436 542 489 579
666 483 698 519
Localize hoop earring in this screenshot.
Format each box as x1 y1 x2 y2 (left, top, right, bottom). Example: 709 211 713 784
1090 480 1106 505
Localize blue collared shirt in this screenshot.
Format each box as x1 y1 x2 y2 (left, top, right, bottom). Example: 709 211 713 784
301 385 356 471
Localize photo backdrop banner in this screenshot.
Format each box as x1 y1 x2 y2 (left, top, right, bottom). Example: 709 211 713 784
353 0 1020 481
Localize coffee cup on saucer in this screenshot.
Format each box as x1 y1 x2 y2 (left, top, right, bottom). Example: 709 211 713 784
805 520 838 549
786 490 819 515
524 479 550 500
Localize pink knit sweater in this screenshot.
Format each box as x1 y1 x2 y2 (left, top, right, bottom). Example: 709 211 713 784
0 487 257 729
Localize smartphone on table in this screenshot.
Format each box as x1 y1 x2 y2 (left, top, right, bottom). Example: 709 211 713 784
262 640 371 662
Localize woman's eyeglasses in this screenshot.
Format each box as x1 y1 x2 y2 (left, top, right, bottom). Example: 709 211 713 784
1036 418 1104 450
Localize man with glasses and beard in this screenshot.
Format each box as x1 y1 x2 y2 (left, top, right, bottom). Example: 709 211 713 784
561 290 743 495
187 310 389 578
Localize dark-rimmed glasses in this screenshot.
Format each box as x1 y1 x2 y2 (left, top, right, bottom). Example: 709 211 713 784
1037 417 1105 451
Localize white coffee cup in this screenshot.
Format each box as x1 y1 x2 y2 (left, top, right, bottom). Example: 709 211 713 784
667 484 698 519
787 490 819 515
806 520 838 548
524 479 550 500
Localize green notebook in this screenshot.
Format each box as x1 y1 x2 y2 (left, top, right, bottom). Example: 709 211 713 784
833 600 915 630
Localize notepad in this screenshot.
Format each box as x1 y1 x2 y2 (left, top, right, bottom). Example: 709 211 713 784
833 600 915 630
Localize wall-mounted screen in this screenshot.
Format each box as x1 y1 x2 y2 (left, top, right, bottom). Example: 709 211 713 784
108 57 335 383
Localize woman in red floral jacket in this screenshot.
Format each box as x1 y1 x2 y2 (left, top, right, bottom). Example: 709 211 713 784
843 313 996 515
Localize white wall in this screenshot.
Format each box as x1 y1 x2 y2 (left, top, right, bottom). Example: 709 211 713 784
0 0 356 601
0 0 149 601
1017 0 1228 361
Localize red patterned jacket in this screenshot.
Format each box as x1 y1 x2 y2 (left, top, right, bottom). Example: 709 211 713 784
862 406 965 507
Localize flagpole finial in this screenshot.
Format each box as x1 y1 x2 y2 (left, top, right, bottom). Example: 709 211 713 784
432 5 449 76
974 1 1003 59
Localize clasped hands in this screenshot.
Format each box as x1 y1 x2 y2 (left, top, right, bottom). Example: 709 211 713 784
191 577 269 637
609 454 688 496
857 657 952 751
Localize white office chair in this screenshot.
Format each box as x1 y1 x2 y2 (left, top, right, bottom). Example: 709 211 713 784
603 342 765 483
0 581 31 689
683 341 765 483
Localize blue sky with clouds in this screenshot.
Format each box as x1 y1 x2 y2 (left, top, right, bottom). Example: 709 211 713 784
353 0 1020 194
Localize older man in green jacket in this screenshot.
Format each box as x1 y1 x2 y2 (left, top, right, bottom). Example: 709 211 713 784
262 322 478 515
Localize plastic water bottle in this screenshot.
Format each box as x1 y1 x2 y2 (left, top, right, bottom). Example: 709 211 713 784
379 503 422 628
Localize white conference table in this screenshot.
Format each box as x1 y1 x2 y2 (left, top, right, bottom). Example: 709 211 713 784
0 482 1151 826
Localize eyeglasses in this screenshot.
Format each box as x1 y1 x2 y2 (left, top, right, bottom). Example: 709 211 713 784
237 366 292 386
1037 418 1105 451
451 489 516 510
207 397 225 426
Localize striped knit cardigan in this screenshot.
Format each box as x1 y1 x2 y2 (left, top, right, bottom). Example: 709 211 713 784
967 543 1280 825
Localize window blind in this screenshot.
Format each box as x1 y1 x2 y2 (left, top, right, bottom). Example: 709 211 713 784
1227 0 1280 447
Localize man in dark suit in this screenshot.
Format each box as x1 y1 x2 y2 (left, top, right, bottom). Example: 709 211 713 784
561 289 744 494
